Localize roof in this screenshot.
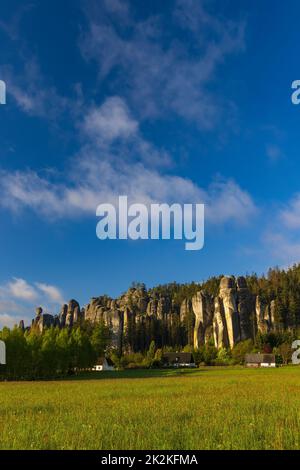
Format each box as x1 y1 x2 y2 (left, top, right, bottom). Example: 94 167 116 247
162 352 195 364
245 353 275 364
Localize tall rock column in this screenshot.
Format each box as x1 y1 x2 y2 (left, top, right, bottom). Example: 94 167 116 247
219 276 240 349
192 291 213 349
65 299 80 327
213 296 229 349
255 296 270 333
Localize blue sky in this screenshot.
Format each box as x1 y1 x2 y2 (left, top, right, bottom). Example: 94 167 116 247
0 0 300 327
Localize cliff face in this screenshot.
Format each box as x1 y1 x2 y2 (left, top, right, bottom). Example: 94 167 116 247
27 276 288 352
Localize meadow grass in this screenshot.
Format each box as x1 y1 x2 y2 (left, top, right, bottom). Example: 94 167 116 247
0 366 300 450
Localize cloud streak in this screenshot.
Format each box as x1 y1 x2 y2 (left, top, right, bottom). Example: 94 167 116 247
0 95 257 225
81 0 245 128
0 278 64 328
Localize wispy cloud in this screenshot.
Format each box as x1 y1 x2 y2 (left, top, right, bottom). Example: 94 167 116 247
266 144 283 162
35 283 64 304
279 194 300 229
1 58 69 118
7 277 38 301
0 278 64 328
0 95 257 225
83 96 138 143
0 3 34 41
80 0 245 128
0 314 28 329
257 192 300 267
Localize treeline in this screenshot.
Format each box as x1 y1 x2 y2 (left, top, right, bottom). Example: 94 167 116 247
148 264 300 326
119 330 300 370
0 322 111 380
124 314 188 352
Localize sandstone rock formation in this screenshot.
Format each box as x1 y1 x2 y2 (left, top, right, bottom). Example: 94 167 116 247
192 291 213 348
219 276 240 348
256 296 270 333
25 275 290 352
32 307 54 332
213 296 228 349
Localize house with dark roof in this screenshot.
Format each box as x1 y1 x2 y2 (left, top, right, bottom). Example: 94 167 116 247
162 352 196 368
245 353 276 368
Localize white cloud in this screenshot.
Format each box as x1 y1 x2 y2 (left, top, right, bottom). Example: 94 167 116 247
0 278 64 329
7 278 38 301
257 191 300 267
279 194 300 229
83 97 138 143
0 160 257 225
0 313 29 329
80 0 245 128
205 179 257 225
0 93 257 225
1 58 68 118
263 231 300 266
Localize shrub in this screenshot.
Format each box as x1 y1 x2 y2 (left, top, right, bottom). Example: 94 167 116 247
231 339 254 365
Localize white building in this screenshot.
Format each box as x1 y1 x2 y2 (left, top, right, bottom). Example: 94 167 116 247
93 357 114 371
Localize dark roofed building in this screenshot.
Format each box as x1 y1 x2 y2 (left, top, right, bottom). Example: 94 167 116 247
245 353 276 368
162 352 196 368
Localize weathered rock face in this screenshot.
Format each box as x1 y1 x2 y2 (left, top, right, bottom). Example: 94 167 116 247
256 296 270 333
32 307 55 332
219 276 240 348
58 304 68 327
192 291 213 348
213 296 229 349
270 299 276 328
26 276 288 352
85 297 109 323
146 299 157 317
180 299 192 323
65 299 81 327
107 309 124 352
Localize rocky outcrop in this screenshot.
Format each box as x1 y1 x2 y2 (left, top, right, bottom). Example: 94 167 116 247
213 296 229 349
219 276 240 348
180 299 191 323
192 291 213 348
32 307 54 332
65 299 81 327
25 276 289 352
256 296 270 333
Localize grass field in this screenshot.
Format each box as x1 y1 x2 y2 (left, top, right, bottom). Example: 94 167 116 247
0 366 300 450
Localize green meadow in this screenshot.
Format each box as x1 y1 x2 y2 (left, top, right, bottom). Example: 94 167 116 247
0 367 300 450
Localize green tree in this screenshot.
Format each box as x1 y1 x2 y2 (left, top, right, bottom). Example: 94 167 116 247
231 339 254 365
91 322 111 358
